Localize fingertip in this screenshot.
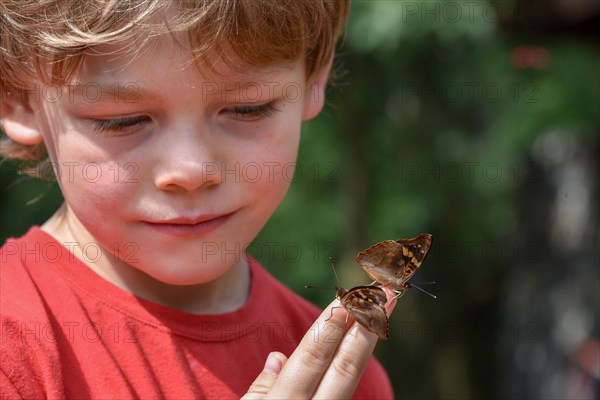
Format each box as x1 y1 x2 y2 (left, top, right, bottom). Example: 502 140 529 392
263 352 287 375
383 287 397 315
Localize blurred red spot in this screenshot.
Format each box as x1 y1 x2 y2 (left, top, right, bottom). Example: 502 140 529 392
511 46 551 69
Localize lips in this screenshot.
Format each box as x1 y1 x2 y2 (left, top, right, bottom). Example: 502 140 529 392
144 212 236 237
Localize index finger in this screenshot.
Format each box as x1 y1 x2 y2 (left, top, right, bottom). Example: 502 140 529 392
312 287 398 399
266 297 351 398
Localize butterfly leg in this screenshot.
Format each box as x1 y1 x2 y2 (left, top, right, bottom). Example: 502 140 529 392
367 280 377 286
325 306 342 322
325 306 351 325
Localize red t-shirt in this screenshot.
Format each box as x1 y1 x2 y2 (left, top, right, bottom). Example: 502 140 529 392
0 227 393 399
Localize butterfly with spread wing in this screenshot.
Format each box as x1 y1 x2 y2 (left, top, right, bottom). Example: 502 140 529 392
356 233 434 298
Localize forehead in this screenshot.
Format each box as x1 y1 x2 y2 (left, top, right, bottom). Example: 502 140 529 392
75 35 303 87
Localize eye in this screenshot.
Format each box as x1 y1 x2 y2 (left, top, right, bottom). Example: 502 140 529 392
224 102 280 121
90 115 151 135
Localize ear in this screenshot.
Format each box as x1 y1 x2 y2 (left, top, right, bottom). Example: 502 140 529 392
1 93 44 145
302 55 335 121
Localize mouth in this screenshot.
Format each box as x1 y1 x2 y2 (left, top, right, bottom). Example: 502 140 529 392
144 211 236 237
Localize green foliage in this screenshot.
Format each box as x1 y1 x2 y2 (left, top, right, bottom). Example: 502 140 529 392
251 2 599 398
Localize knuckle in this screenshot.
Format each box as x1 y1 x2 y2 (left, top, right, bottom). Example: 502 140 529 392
332 349 362 379
242 377 271 399
300 343 332 370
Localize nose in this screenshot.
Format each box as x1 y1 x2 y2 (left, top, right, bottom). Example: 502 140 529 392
153 124 222 192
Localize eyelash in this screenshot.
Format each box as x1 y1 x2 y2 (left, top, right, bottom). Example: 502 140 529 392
90 102 280 134
91 116 149 134
226 102 280 120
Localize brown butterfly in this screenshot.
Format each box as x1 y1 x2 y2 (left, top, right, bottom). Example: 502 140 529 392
335 286 389 340
356 233 433 295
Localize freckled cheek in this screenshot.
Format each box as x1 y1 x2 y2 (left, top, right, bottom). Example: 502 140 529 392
58 163 138 221
244 124 301 182
240 150 296 184
231 137 298 212
245 147 298 189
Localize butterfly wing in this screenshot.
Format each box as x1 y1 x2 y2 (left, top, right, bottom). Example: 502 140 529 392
340 286 389 340
394 233 432 284
356 233 432 290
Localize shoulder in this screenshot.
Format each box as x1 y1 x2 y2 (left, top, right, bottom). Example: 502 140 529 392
355 356 394 399
1 313 65 399
1 228 45 315
0 228 65 398
0 227 61 320
248 257 321 317
248 257 321 324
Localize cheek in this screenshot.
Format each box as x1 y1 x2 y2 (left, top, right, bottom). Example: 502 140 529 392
59 162 135 219
241 128 300 189
230 122 301 215
36 119 142 223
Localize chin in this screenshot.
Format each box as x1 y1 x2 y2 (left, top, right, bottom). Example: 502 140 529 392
140 260 236 286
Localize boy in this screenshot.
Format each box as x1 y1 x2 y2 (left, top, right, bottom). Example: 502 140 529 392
0 1 395 398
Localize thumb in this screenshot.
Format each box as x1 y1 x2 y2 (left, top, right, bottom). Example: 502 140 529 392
242 352 288 399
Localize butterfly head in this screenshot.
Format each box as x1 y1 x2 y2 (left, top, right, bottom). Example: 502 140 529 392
335 287 348 299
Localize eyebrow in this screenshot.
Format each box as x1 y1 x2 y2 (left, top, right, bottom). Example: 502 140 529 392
67 82 152 103
66 71 294 105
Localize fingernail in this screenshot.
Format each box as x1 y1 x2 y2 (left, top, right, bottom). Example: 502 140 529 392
264 352 283 375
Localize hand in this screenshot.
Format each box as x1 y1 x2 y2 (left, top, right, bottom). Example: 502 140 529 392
243 288 397 399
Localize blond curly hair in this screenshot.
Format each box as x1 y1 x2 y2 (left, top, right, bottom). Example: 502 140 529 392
0 0 350 171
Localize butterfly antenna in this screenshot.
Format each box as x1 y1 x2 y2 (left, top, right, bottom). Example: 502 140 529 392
328 257 341 286
304 285 334 291
407 283 437 299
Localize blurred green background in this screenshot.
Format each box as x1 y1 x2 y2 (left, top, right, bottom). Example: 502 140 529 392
1 1 598 399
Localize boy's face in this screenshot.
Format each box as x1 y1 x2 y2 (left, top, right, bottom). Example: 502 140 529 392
22 35 327 285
